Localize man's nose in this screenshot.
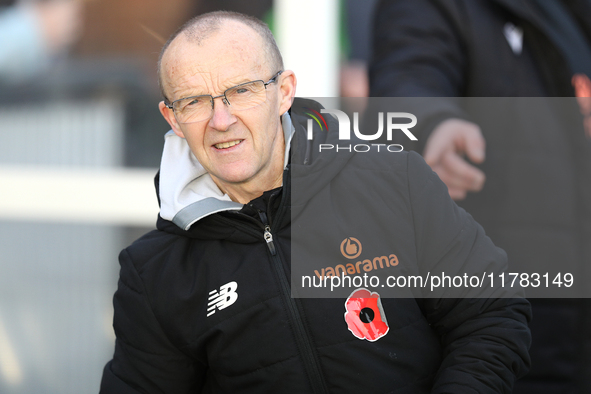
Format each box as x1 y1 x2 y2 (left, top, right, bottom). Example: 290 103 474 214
209 95 236 131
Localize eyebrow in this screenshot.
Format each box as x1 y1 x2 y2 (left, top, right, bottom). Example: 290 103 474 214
174 77 260 100
173 89 210 100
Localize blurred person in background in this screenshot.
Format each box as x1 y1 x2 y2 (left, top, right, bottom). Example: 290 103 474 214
370 0 591 393
0 0 82 82
339 0 377 99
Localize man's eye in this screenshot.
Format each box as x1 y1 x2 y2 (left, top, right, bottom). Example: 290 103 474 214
179 98 205 111
235 87 249 94
187 98 202 106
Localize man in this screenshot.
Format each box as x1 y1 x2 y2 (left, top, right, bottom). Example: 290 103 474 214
370 0 591 392
100 11 531 393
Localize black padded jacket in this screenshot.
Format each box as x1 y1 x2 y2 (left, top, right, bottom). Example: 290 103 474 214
100 98 531 393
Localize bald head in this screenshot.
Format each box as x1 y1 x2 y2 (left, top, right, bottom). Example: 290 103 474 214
158 11 284 102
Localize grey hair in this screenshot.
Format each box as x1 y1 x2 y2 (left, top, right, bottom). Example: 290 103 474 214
157 11 284 103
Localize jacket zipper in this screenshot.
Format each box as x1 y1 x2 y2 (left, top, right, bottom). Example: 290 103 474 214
257 209 329 394
263 225 277 256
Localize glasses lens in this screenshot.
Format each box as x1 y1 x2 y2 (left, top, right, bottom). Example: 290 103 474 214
173 96 212 123
225 81 266 110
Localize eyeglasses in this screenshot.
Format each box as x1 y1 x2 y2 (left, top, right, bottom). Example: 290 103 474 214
165 71 283 124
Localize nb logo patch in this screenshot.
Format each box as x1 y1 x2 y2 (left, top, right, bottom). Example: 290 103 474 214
207 281 238 317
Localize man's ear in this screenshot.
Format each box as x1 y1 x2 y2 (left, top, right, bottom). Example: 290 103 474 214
277 70 297 116
159 101 185 138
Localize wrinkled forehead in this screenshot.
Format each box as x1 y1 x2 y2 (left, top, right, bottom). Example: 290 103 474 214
161 22 270 99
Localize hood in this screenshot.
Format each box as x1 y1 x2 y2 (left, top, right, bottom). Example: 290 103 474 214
158 110 296 231
288 98 355 204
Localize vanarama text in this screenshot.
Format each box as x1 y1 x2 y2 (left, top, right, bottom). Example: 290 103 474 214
313 254 399 280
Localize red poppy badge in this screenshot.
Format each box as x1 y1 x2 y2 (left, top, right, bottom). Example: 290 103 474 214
344 288 389 341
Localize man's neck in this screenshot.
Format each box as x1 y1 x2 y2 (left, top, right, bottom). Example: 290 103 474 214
221 176 283 204
212 159 285 204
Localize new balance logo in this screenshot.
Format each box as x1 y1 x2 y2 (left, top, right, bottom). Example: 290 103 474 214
207 281 238 317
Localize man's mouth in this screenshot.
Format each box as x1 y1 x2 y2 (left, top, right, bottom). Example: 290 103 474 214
214 140 243 150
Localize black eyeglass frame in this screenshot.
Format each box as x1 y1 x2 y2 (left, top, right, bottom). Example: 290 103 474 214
164 70 284 113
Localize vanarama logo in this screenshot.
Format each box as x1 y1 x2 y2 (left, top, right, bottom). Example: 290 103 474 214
305 108 418 153
341 237 362 259
314 238 399 280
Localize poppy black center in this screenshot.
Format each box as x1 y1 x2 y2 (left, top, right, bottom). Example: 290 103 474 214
359 307 375 323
